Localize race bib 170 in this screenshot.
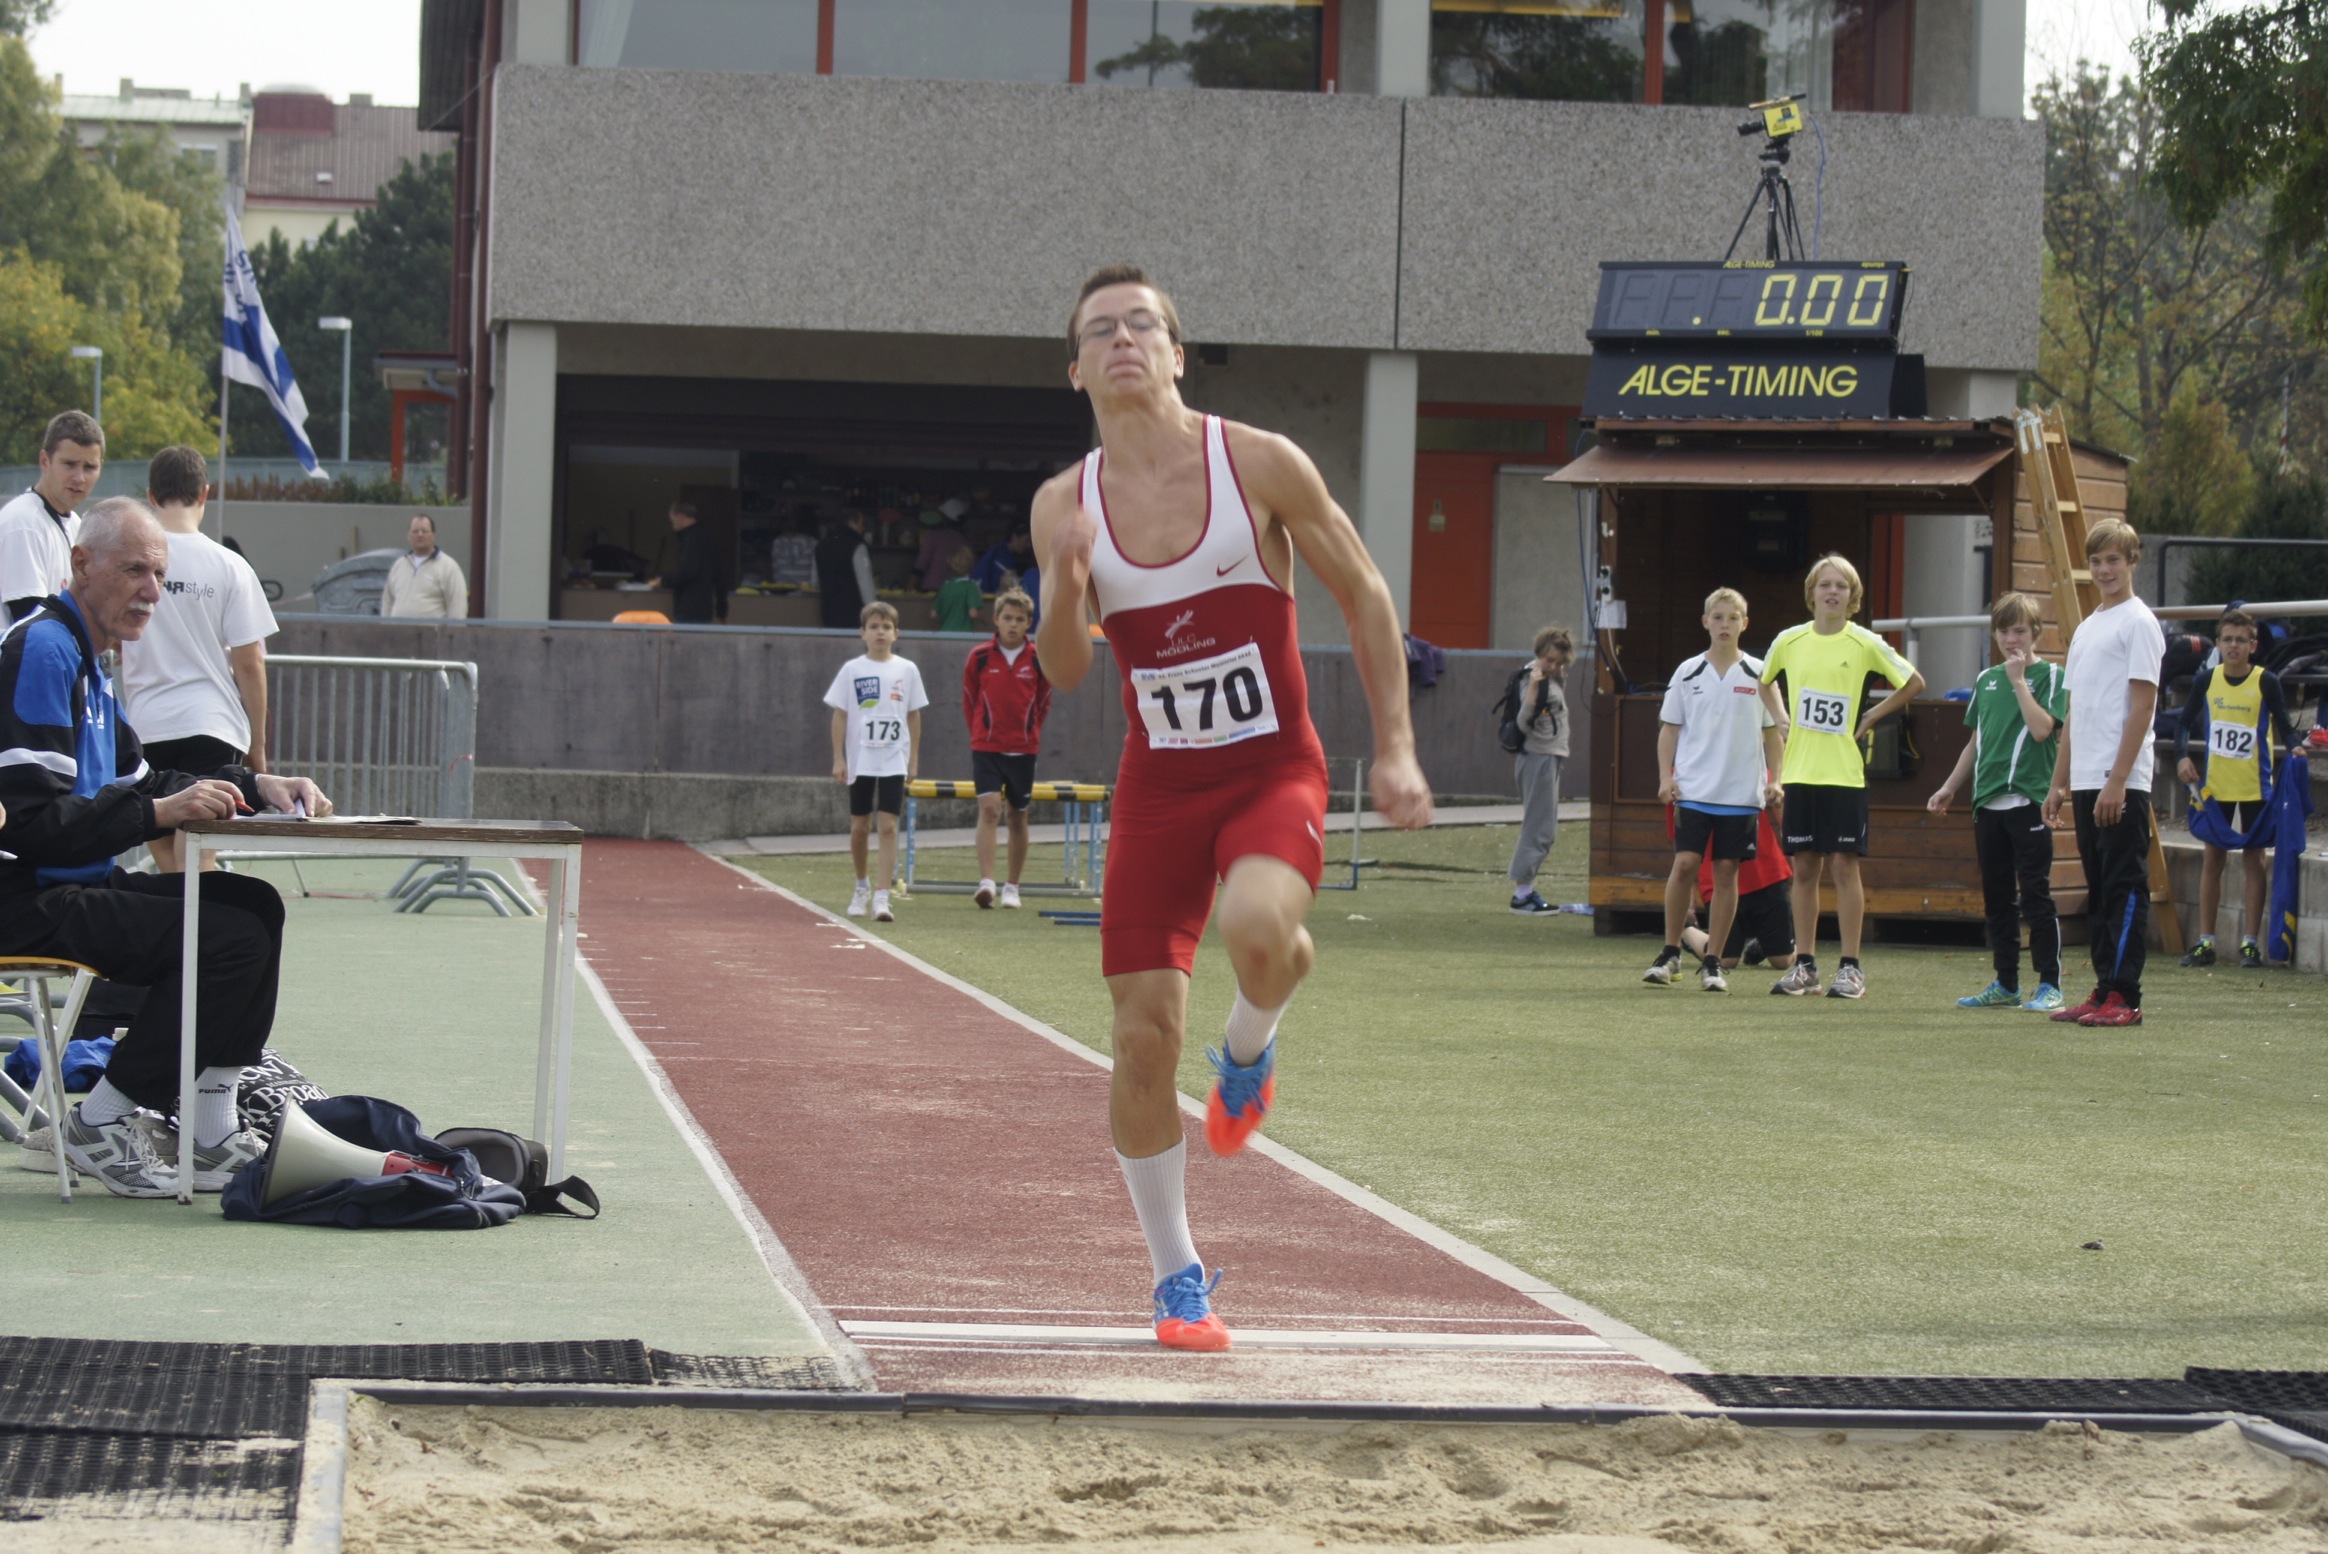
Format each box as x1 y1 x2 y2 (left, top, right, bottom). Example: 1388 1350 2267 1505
2208 720 2257 763
1131 642 1279 750
1795 687 1852 735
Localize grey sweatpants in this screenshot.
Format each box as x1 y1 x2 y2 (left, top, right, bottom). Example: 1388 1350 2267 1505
1507 753 1563 890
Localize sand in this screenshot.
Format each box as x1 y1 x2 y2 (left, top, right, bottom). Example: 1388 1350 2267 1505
340 1399 2328 1553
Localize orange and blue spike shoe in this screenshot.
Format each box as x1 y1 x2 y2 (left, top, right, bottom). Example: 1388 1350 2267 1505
1152 1262 1230 1352
1204 1040 1275 1157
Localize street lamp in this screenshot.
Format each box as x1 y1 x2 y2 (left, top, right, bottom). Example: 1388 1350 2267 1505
317 316 352 467
68 346 102 425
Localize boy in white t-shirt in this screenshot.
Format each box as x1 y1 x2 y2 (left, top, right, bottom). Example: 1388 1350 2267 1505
117 446 278 873
824 600 927 923
2043 518 2165 1028
1648 588 1784 992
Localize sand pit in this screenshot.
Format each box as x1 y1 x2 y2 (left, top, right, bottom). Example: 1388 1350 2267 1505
340 1398 2328 1553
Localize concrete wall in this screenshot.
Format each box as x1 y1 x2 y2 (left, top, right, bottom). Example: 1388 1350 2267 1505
271 616 1539 836
210 502 469 609
487 65 2043 374
2163 837 2328 975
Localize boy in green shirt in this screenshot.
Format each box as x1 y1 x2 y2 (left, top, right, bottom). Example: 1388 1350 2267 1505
1925 592 2066 1011
934 546 984 633
1759 553 1926 999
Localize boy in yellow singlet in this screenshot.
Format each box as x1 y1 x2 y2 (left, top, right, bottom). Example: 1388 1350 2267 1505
1758 554 1926 999
2174 608 2299 969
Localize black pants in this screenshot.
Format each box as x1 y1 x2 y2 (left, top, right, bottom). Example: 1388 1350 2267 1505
1973 804 2059 992
2072 789 2151 1004
0 870 284 1109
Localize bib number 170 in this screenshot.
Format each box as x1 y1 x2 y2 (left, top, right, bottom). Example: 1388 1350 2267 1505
1133 643 1279 750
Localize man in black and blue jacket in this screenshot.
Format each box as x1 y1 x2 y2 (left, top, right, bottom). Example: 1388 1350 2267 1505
0 498 330 1197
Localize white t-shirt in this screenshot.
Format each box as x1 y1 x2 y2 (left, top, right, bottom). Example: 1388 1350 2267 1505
1659 651 1774 809
2063 596 2164 792
823 653 928 780
118 531 279 750
0 490 78 610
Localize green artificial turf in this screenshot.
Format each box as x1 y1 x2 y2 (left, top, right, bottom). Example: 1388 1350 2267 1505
737 824 2328 1379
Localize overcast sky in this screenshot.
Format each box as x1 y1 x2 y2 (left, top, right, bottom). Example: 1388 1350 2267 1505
23 0 2144 111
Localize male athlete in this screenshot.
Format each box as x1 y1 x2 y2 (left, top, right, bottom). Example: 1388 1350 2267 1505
1033 265 1434 1352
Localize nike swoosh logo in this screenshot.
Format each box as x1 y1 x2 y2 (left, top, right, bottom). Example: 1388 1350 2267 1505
1216 558 1244 576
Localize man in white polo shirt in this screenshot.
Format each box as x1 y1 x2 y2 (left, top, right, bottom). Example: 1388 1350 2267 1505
117 447 279 873
379 514 467 618
1648 587 1785 992
0 411 103 621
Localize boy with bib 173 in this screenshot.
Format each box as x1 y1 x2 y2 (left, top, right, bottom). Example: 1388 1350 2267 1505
1759 554 1925 1000
1032 265 1433 1352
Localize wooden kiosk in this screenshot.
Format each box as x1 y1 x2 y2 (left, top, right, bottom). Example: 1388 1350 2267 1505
1546 262 2131 931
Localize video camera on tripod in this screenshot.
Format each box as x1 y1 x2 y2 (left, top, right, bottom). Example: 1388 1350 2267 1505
1725 94 1809 263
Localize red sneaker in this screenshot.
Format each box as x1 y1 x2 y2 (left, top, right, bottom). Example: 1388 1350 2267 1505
1152 1264 1231 1352
2078 992 2143 1027
1203 1042 1276 1157
2051 989 2107 1023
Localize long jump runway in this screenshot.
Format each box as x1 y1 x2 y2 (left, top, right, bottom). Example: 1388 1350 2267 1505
568 839 1703 1407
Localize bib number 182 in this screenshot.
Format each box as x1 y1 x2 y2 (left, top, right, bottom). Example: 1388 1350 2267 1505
1133 643 1279 750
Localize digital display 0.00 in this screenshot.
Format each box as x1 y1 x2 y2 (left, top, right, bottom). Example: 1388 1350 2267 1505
1590 262 1909 343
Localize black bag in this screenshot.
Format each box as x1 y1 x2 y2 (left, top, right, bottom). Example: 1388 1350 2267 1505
1494 667 1530 755
221 1096 526 1229
436 1126 601 1218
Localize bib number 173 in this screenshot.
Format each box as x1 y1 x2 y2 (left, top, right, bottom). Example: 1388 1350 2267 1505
1132 643 1279 750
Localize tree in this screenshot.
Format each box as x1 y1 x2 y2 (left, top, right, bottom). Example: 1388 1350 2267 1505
227 153 453 466
1427 13 1641 103
2128 384 2256 536
0 250 209 463
1094 6 1321 91
98 124 225 357
0 2 54 37
2145 1 2328 337
2187 476 2328 607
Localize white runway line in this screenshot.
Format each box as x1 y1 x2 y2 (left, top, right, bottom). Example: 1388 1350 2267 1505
843 1321 1625 1354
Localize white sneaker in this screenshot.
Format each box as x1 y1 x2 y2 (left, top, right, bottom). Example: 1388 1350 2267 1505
873 891 894 923
1699 961 1729 993
133 1117 267 1193
974 879 997 909
999 883 1021 910
16 1124 76 1175
846 883 871 918
60 1105 177 1198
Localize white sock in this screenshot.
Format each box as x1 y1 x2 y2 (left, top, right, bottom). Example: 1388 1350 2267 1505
79 1077 138 1127
855 877 870 889
1223 990 1285 1067
1116 1142 1202 1284
193 1067 242 1146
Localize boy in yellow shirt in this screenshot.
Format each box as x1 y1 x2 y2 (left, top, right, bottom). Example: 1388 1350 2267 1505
2174 608 2299 969
1759 554 1926 999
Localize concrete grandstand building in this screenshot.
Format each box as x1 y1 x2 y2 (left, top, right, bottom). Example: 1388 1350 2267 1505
417 0 2035 650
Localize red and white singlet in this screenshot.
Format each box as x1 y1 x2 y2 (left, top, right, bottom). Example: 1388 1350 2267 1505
1081 415 1325 784
1081 416 1329 976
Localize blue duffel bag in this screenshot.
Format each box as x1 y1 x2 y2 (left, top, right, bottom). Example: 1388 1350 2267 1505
221 1095 526 1229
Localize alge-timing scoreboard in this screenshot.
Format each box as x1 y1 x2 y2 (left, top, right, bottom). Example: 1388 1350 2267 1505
1582 260 1923 419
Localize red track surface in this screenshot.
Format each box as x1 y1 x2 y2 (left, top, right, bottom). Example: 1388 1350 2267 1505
573 840 1696 1404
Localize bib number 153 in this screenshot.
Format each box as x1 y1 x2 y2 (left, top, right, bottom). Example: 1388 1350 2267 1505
1132 643 1279 750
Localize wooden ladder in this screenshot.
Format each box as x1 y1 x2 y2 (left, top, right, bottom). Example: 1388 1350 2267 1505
2015 407 2184 956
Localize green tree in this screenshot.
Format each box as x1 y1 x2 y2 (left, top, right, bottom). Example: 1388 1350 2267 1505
227 152 453 465
2128 384 2256 537
0 250 208 462
98 124 225 356
2187 476 2328 607
2145 1 2328 337
0 2 54 37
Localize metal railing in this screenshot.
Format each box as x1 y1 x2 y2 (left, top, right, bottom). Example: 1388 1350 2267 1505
1873 599 2328 666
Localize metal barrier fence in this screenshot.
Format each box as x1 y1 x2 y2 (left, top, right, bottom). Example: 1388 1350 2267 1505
251 655 526 914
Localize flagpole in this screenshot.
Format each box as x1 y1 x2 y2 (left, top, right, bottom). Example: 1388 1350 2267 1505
217 200 229 542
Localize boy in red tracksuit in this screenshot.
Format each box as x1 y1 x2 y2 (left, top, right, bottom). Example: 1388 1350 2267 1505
961 587 1051 908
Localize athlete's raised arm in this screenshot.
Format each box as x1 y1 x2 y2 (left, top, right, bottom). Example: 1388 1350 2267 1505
1226 424 1432 830
1031 472 1101 691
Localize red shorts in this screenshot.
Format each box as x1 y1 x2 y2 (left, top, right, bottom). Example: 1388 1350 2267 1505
1101 755 1330 977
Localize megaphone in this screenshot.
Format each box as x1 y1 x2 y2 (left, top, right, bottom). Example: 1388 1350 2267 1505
258 1103 452 1207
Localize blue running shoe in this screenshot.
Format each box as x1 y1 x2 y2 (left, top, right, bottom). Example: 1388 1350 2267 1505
1204 1040 1276 1157
1957 981 2020 1008
1152 1262 1229 1351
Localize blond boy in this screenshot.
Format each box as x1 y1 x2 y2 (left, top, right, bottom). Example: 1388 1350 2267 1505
1759 554 1926 998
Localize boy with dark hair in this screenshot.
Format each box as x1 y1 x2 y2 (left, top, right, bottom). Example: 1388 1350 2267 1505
2175 608 2299 969
1502 623 1573 915
963 587 1051 909
825 600 926 924
1760 554 1926 999
1925 592 2066 1011
1679 807 1798 974
0 410 105 621
117 447 278 873
2044 519 2165 1027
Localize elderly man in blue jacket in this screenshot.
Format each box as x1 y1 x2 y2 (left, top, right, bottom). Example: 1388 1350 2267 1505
0 497 329 1197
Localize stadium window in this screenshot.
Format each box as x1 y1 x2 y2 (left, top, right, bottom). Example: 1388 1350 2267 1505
1085 1 1331 92
1430 0 1649 104
1831 0 1912 112
575 0 821 73
832 0 1076 83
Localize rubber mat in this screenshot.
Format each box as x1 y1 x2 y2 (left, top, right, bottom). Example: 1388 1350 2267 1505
648 1349 855 1390
1677 1373 2222 1414
2185 1369 2328 1445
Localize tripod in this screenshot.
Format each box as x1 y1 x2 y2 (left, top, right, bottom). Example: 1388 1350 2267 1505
1722 133 1807 263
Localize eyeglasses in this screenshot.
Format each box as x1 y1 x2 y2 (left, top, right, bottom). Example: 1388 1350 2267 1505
1078 310 1169 347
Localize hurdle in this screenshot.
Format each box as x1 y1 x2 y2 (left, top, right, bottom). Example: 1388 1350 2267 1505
1318 756 1373 891
898 779 1108 897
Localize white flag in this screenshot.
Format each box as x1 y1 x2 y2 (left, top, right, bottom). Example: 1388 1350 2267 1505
221 201 320 475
